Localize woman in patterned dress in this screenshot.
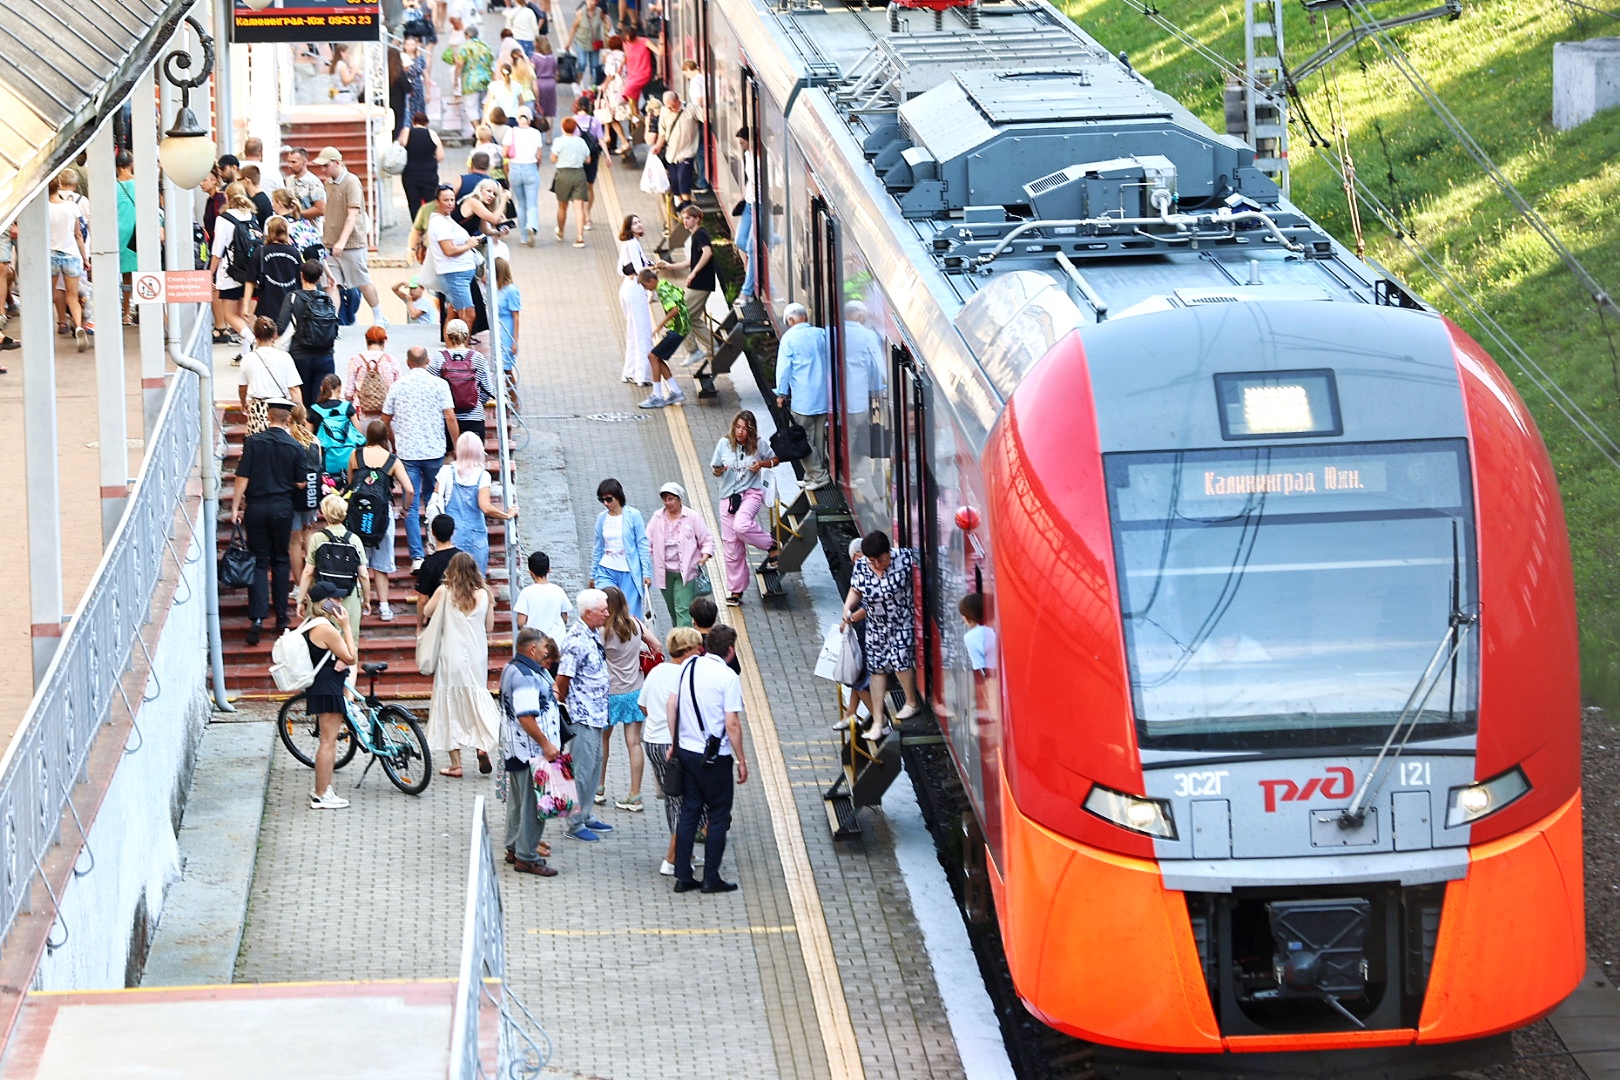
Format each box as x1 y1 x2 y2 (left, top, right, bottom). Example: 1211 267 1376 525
840 529 922 741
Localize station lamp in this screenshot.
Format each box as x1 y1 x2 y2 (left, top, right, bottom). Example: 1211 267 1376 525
157 16 218 190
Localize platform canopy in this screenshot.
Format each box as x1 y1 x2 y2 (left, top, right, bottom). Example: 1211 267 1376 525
0 0 195 229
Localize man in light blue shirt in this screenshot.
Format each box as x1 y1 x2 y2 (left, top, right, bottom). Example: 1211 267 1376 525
773 303 832 489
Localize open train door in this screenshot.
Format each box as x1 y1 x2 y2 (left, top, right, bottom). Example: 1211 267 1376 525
892 344 938 703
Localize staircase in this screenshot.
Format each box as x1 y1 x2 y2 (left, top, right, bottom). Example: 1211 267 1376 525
282 104 387 248
217 402 517 701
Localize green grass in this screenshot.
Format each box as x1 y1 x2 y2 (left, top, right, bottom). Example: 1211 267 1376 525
1061 0 1620 706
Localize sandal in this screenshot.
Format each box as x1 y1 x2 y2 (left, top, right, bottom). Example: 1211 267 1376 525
726 594 742 607
537 842 551 857
439 767 464 777
476 750 493 774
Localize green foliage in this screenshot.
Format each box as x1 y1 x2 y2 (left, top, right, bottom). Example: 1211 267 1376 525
1063 0 1620 706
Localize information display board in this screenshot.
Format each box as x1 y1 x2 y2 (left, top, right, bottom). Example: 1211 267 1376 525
230 0 380 43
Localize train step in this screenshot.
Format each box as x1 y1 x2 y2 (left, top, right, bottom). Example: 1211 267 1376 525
755 559 787 603
772 487 821 573
823 792 862 840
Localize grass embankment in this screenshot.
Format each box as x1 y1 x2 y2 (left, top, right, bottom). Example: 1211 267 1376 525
1060 0 1620 707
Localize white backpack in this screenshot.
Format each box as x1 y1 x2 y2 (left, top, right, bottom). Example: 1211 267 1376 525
269 619 333 693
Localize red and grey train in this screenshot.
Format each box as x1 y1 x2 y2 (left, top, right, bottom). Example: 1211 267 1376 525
660 0 1584 1068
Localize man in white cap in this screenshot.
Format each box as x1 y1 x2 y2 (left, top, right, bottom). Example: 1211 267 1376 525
312 147 385 325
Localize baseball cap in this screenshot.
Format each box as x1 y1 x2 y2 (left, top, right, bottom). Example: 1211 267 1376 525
308 581 346 604
658 482 687 501
264 397 295 411
313 146 343 165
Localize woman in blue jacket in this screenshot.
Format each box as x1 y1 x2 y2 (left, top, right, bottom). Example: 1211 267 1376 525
591 478 652 617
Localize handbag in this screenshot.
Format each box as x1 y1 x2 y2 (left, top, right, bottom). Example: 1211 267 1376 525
219 524 257 589
770 420 812 462
692 564 713 598
381 141 408 176
415 605 444 675
833 621 864 686
640 153 669 195
640 646 665 675
556 51 579 84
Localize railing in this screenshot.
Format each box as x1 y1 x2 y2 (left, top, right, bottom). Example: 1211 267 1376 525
0 365 201 955
489 245 523 633
449 796 550 1080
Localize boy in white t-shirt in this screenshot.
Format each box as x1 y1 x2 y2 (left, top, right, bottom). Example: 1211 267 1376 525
513 550 572 644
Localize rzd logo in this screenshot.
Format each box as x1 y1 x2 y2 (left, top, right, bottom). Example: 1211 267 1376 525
1259 766 1354 813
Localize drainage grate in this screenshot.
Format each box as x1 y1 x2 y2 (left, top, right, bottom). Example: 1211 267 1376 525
584 412 650 423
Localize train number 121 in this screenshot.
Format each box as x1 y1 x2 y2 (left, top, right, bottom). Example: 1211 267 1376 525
1400 761 1431 786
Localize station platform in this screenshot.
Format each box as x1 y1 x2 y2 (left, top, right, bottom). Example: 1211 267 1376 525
114 150 991 1079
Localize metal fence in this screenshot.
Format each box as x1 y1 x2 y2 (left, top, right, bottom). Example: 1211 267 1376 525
450 796 506 1080
0 366 201 955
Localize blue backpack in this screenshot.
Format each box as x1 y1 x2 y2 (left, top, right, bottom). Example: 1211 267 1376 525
309 400 365 477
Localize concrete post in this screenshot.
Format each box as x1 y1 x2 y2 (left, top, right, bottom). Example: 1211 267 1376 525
1553 39 1620 131
89 124 130 543
134 66 167 440
18 195 63 686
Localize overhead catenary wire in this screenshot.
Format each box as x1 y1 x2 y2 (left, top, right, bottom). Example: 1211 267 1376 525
1113 0 1620 473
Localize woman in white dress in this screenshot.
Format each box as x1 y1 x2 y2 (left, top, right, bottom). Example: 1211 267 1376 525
423 551 500 778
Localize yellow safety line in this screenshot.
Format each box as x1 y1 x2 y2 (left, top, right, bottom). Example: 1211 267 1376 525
525 925 798 937
597 169 867 1080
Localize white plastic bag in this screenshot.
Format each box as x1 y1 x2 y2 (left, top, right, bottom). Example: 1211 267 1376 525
640 153 670 195
814 625 844 681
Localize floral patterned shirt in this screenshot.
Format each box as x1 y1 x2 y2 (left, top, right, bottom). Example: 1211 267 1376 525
558 621 611 728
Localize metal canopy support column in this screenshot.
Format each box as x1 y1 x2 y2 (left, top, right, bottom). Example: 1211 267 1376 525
90 123 130 543
18 195 63 686
1244 0 1290 195
135 65 167 440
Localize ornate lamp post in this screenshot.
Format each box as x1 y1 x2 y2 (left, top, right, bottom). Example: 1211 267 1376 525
157 16 218 189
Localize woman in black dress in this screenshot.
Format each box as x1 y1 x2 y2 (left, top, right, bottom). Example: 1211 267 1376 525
398 111 445 220
303 580 358 809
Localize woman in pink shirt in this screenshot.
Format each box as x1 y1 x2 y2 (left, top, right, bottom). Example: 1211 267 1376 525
620 26 654 140
644 481 715 627
342 325 402 427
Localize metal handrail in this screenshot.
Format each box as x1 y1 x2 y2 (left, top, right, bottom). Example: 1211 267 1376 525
487 244 522 641
449 795 506 1080
0 358 203 957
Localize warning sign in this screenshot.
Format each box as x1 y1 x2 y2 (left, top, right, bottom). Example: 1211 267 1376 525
231 0 381 43
134 271 214 305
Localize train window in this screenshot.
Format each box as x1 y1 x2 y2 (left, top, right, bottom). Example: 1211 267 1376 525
1214 369 1343 440
1106 440 1477 752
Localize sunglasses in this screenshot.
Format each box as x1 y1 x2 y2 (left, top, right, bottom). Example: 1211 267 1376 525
599 496 616 504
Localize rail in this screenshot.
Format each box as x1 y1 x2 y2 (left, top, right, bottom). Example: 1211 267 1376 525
488 243 523 636
449 795 506 1080
0 363 202 956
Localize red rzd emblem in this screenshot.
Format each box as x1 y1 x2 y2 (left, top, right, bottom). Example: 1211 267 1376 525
1259 766 1354 813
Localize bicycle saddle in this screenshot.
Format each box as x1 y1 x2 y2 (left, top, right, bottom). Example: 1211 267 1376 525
361 661 390 675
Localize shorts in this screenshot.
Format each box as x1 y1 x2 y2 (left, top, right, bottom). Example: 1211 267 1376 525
552 167 588 203
305 693 349 717
328 246 371 288
608 691 643 726
666 158 695 197
440 268 476 309
217 285 245 301
0 234 12 262
49 251 83 277
650 330 685 361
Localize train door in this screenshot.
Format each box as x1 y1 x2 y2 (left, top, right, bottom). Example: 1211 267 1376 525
743 74 772 308
810 197 846 480
893 347 937 697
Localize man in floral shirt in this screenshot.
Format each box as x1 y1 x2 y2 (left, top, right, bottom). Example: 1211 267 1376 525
555 590 616 843
447 27 496 139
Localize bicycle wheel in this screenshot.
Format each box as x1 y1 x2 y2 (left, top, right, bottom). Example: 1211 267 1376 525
277 693 358 770
374 705 432 795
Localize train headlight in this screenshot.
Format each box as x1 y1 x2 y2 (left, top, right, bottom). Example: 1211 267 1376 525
1444 766 1530 828
1084 784 1177 840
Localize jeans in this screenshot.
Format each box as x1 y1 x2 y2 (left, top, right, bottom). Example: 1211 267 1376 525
673 747 734 887
572 44 597 84
660 574 699 627
793 410 830 489
505 762 547 862
510 162 541 236
440 268 476 310
737 202 757 299
568 722 606 830
244 499 294 626
402 457 442 560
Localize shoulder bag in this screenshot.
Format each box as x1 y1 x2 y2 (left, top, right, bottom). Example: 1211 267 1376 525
416 603 444 675
219 524 257 589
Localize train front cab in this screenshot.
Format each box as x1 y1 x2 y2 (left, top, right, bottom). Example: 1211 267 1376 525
983 302 1584 1066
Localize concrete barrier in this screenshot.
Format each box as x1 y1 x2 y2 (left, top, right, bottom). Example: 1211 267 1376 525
1554 38 1620 131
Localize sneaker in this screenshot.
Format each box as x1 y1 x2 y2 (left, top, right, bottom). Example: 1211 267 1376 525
310 787 350 809
594 788 606 805
379 602 395 622
411 558 424 571
75 327 88 352
586 818 614 832
638 394 669 409
665 387 686 404
565 826 601 842
725 594 742 607
616 795 644 812
679 352 704 367
659 860 701 876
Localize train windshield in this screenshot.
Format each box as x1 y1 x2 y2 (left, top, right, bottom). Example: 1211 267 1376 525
1106 440 1477 751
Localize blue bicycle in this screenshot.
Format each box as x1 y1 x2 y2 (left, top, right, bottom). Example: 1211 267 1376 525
277 662 432 795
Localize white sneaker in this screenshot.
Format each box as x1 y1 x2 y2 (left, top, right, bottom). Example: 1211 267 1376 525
379 602 395 622
638 394 669 409
310 787 350 810
665 386 686 404
660 859 677 876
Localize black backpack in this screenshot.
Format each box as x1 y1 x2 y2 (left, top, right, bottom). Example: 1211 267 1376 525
226 215 265 285
313 528 362 596
346 452 395 547
291 290 340 355
578 121 602 168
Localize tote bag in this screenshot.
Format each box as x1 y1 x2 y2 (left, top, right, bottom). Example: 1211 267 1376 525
415 605 444 675
535 754 578 818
